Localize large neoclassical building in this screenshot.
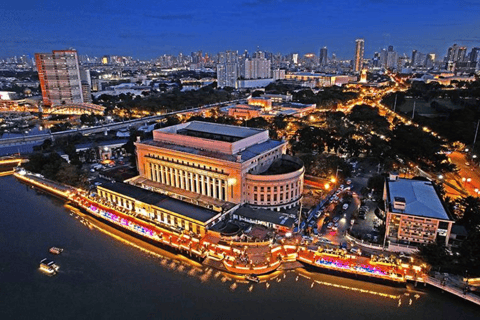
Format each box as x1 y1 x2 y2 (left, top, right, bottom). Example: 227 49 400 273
130 121 304 212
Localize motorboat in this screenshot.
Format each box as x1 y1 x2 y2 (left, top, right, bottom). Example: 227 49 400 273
39 259 59 274
49 247 63 255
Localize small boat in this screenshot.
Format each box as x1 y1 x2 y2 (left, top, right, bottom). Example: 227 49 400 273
39 259 59 274
49 247 63 255
245 274 260 283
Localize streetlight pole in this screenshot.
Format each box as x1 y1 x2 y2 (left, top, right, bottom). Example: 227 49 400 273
393 94 397 113
472 119 480 155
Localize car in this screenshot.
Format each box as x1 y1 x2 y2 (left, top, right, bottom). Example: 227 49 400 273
333 216 340 223
334 222 339 228
318 237 332 244
332 226 338 231
350 248 362 255
327 222 333 229
342 203 349 210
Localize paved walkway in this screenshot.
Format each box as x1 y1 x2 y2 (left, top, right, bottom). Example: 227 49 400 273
427 274 480 306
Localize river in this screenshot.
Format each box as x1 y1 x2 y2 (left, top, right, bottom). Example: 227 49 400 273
0 175 478 320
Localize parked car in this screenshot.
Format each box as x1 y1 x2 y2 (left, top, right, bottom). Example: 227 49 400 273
333 216 340 223
327 222 333 229
350 248 362 255
342 203 349 210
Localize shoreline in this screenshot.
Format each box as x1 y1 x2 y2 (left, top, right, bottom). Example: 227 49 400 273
13 172 416 286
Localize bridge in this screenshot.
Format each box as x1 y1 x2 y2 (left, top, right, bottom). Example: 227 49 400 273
0 100 240 148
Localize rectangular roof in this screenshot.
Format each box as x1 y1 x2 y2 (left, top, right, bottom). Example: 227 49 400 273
181 121 263 139
386 178 451 220
141 138 284 163
98 182 219 223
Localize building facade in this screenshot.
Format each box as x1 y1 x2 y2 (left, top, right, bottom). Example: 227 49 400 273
354 39 365 73
217 51 238 88
35 50 84 107
383 174 454 248
132 121 304 211
97 182 225 236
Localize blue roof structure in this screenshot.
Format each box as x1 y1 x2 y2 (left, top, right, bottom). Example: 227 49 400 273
387 178 451 220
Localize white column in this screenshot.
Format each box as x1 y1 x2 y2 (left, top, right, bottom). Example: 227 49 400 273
212 177 217 199
179 170 184 190
206 176 211 197
160 165 165 184
196 174 200 194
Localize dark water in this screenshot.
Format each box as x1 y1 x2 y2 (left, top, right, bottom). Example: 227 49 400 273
0 175 479 320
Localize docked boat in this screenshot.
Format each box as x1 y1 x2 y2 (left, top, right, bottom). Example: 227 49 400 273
49 247 63 255
39 259 59 274
245 274 260 283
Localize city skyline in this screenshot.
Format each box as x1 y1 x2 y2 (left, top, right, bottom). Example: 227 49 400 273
1 0 480 59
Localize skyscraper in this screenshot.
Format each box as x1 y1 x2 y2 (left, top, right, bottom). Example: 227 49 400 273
35 49 84 107
243 51 271 79
217 51 239 88
469 47 480 63
354 39 364 73
319 47 328 66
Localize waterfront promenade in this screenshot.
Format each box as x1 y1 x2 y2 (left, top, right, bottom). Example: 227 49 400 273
12 172 423 283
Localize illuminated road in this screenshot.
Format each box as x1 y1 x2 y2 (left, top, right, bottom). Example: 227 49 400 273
447 151 480 197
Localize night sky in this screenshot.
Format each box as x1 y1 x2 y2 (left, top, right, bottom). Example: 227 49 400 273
1 0 479 59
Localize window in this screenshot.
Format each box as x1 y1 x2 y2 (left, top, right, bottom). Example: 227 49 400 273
254 194 258 201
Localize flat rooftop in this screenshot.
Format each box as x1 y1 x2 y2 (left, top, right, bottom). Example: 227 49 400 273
141 138 284 163
386 178 451 220
98 182 220 223
175 121 264 142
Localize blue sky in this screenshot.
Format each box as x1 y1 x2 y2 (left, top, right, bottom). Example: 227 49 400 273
1 0 480 59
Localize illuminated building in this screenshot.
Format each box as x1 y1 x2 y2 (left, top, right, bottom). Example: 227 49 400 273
285 72 356 87
360 69 367 83
35 50 84 107
242 51 271 79
383 173 454 250
354 38 364 73
227 104 261 119
131 121 304 211
217 51 238 88
319 47 328 66
97 182 225 236
247 97 272 111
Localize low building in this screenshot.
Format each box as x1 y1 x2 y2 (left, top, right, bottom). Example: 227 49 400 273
227 104 261 119
383 174 454 248
247 97 272 111
97 182 227 236
285 72 356 87
232 205 295 232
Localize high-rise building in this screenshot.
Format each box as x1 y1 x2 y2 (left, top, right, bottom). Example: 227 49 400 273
386 48 398 70
242 51 271 79
217 51 239 88
35 49 84 107
469 47 480 63
411 50 417 66
319 47 328 66
354 39 364 73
